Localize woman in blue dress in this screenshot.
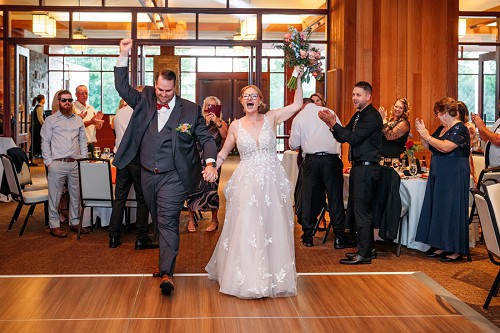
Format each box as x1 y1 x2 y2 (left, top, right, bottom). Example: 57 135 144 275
415 97 470 262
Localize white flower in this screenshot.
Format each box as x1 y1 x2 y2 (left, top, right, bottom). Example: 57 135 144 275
248 234 257 248
223 238 229 251
275 269 286 283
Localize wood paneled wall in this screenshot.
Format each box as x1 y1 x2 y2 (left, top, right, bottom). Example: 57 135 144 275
328 0 459 164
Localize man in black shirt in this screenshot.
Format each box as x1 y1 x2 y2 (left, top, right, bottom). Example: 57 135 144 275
319 81 382 264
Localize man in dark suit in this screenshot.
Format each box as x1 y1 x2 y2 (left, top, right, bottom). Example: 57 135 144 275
319 81 382 265
114 39 218 295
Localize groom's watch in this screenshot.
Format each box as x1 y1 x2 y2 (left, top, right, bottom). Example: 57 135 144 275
210 162 217 168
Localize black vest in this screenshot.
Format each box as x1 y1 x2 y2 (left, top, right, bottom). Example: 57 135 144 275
140 112 176 172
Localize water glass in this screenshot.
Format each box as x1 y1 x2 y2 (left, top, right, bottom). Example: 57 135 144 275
391 158 401 170
409 157 418 176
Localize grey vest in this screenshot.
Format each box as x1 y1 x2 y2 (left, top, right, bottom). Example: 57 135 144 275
140 112 176 172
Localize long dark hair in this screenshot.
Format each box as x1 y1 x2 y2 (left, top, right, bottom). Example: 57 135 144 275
32 94 44 107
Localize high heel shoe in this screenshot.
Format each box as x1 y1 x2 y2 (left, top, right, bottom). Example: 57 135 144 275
206 221 219 232
187 218 196 233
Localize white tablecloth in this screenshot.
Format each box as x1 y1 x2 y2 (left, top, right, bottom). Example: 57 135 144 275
281 150 299 205
343 173 430 251
0 137 16 202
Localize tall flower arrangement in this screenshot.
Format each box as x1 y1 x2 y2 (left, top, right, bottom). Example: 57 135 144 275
274 26 324 90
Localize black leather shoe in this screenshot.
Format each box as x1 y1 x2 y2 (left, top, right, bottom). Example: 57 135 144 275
160 275 175 295
440 255 463 262
109 237 121 248
334 238 356 249
346 248 377 259
340 254 371 265
426 251 449 258
301 239 313 247
135 237 158 250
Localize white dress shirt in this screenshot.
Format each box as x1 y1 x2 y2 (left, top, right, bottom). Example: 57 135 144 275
488 118 500 167
289 103 342 157
157 95 176 132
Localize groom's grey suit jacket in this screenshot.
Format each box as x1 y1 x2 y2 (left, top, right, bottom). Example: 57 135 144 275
113 66 217 194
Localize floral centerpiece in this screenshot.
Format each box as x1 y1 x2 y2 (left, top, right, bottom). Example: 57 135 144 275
274 26 325 90
401 140 423 159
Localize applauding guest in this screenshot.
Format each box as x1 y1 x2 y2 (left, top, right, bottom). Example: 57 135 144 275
378 98 411 159
415 97 470 262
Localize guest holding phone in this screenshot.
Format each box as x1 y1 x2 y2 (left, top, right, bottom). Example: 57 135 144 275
186 96 228 232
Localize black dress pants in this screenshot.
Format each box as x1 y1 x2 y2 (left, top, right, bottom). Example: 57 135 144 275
347 164 381 258
299 154 344 242
141 169 187 276
109 162 150 239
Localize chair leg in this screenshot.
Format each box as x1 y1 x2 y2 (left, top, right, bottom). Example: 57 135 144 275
8 202 23 230
313 206 326 237
77 207 85 240
322 221 333 244
43 201 49 226
396 217 404 257
484 269 500 309
19 203 37 236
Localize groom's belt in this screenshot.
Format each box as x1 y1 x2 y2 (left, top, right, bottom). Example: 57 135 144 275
142 166 162 174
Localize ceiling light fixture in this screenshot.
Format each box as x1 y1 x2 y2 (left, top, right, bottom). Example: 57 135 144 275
32 12 56 38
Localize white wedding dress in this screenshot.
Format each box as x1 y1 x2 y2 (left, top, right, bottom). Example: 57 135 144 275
205 115 297 299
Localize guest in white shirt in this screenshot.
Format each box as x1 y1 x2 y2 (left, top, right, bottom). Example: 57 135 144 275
73 85 104 154
471 99 500 167
290 99 352 249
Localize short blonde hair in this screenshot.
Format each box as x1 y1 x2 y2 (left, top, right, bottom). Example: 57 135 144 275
202 96 221 118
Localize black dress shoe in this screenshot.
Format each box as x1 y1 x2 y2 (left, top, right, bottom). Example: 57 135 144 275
109 237 121 248
160 275 175 295
440 255 463 262
426 251 449 258
301 239 313 247
334 238 356 249
135 237 159 250
340 254 371 265
346 248 377 259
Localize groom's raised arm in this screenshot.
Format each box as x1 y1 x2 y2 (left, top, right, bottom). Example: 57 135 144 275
115 39 141 108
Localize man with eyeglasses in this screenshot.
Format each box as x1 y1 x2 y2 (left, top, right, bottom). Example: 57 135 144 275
73 85 104 154
41 90 87 238
114 39 218 296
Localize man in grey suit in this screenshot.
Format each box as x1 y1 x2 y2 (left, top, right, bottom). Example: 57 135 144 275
114 39 218 295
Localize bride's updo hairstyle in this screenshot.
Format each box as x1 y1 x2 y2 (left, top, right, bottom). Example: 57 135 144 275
239 85 267 113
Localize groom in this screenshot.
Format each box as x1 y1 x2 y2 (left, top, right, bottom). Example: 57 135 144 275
114 39 218 295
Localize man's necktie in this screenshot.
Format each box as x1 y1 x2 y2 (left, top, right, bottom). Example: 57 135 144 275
157 102 170 110
349 113 361 162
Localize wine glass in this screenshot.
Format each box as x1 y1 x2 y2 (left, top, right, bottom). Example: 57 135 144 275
93 147 101 159
103 147 111 159
392 158 401 170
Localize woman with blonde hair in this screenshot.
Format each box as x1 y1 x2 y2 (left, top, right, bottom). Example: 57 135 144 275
378 98 411 158
186 96 228 232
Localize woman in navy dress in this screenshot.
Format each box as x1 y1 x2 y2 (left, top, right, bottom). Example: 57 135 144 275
415 97 470 262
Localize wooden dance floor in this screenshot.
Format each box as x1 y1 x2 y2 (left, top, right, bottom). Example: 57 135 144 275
0 272 497 332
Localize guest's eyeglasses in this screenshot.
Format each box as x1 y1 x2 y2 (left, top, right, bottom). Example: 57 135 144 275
242 93 259 100
59 98 74 103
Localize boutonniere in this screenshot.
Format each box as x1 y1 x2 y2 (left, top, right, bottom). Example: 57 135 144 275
175 123 192 135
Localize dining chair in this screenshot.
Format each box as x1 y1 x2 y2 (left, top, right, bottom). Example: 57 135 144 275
467 159 500 261
470 181 500 309
77 158 113 239
1 154 49 236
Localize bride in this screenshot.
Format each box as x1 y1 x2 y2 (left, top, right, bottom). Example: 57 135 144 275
205 67 304 298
